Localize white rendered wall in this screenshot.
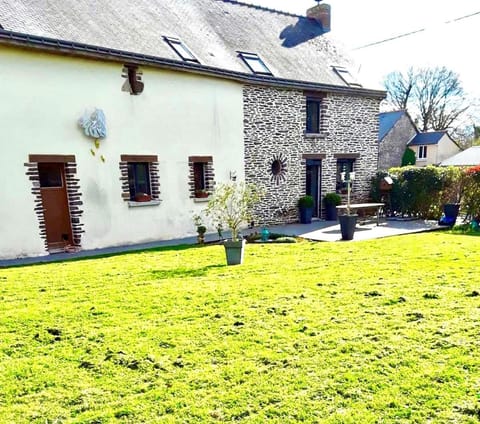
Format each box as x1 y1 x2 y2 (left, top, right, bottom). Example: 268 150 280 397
436 135 461 164
0 47 244 258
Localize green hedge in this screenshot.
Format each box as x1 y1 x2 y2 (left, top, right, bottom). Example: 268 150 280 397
370 166 462 219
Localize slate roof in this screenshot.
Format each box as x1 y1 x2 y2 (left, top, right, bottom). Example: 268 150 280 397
378 110 407 141
440 146 480 166
408 131 447 146
0 0 385 97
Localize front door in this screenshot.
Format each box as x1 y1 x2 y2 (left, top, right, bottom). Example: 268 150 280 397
306 159 322 218
38 163 73 252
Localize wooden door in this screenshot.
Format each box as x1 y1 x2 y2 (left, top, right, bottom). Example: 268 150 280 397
38 163 73 252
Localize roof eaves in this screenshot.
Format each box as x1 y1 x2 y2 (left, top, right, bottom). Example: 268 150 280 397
0 30 386 99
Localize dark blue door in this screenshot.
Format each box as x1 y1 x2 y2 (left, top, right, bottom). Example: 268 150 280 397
306 159 322 218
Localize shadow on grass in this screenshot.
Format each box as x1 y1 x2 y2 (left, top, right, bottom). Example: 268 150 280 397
148 263 225 279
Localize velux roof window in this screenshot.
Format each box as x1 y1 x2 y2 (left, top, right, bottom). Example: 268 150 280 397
238 52 272 75
332 66 362 87
163 36 198 62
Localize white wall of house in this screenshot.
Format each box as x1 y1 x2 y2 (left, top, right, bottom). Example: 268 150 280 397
0 47 244 259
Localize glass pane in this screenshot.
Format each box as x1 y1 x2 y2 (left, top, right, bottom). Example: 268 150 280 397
193 162 206 191
38 163 63 188
306 100 320 133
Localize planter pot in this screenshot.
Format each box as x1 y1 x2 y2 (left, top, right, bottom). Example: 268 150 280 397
224 239 246 265
338 214 358 240
135 193 151 202
299 207 313 224
439 203 460 226
325 204 338 221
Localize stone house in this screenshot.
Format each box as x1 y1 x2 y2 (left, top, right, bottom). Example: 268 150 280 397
0 0 385 259
378 110 418 171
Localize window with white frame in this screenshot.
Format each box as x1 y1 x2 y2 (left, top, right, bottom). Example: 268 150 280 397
418 145 428 159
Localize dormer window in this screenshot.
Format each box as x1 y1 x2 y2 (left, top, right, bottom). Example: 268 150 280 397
163 36 198 62
332 66 362 87
238 52 272 75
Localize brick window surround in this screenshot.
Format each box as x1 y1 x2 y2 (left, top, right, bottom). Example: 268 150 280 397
119 155 160 202
25 154 84 250
188 156 215 198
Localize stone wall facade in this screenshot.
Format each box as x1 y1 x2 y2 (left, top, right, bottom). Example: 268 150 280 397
378 114 417 171
243 84 381 225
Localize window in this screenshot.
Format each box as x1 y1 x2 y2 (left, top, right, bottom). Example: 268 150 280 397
332 66 362 87
119 155 160 203
336 158 355 193
189 156 215 199
306 99 321 133
163 36 198 62
128 163 151 200
238 52 272 75
418 145 428 159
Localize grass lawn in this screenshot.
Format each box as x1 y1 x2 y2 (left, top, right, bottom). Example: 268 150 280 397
1 232 479 423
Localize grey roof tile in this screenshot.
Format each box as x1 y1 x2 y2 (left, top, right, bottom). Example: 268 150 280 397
0 0 362 87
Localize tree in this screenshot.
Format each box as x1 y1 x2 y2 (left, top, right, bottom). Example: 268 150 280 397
401 147 416 167
384 66 469 132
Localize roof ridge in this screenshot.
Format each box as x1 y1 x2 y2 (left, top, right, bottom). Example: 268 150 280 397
218 0 303 19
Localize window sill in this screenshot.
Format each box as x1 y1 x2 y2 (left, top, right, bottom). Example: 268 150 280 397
193 197 211 203
128 200 161 208
304 132 325 139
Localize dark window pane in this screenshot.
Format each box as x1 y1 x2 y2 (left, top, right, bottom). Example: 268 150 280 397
38 163 63 188
193 162 206 192
336 159 354 192
306 100 320 133
127 162 151 200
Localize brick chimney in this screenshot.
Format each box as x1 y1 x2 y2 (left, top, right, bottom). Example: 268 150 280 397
307 2 331 33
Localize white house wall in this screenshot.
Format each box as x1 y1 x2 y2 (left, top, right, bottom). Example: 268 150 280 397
0 47 244 259
436 135 461 164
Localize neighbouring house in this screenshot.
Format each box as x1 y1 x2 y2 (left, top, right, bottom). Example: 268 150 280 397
0 0 385 259
378 110 418 170
407 131 461 167
440 146 480 167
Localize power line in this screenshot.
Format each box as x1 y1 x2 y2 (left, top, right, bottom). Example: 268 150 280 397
354 10 480 50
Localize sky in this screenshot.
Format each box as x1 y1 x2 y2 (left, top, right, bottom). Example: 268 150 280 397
241 0 479 112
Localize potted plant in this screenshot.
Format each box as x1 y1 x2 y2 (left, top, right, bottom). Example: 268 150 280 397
134 192 151 202
206 181 263 265
338 171 357 240
323 192 341 221
195 189 209 198
298 195 314 224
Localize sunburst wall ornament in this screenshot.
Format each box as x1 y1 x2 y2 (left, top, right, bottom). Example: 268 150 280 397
269 152 288 185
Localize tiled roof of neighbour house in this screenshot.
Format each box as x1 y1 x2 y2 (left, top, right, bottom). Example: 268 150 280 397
0 0 385 98
440 146 480 166
378 110 407 141
408 131 447 146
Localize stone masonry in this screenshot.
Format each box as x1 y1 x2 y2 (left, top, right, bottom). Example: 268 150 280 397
243 84 382 225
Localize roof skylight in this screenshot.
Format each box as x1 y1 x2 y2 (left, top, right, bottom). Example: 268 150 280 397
238 52 272 75
332 66 362 87
163 36 198 62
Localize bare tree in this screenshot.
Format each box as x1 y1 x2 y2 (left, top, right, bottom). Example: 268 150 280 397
383 66 469 132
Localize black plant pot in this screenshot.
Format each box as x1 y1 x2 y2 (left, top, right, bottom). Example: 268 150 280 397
325 204 338 221
299 207 313 224
339 214 357 240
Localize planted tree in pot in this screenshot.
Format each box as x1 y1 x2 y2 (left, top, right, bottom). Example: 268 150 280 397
298 195 314 224
206 181 263 265
323 192 341 221
338 171 357 240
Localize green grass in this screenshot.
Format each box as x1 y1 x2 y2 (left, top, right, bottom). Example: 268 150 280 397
1 233 479 423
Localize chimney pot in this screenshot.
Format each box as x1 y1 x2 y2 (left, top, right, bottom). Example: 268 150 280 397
307 3 331 33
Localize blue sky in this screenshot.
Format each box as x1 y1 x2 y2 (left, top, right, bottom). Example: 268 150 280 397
242 0 478 97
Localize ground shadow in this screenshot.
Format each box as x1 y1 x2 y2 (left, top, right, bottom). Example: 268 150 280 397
279 18 327 48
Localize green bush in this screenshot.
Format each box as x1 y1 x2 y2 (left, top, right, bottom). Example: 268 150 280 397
401 147 416 166
297 195 314 208
323 192 342 206
371 166 462 219
461 165 480 220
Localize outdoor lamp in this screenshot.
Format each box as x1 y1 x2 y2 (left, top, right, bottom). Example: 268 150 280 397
350 171 355 181
340 172 346 182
